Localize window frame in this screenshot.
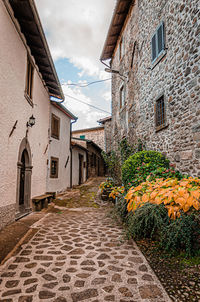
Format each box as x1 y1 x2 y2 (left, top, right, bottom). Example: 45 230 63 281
51 113 60 140
119 36 124 61
119 84 126 109
25 56 34 106
50 157 59 178
155 94 167 132
151 21 165 64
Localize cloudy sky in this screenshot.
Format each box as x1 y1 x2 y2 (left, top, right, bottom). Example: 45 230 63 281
35 0 116 130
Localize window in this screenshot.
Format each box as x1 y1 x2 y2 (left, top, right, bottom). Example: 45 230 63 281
151 22 165 63
50 157 59 178
51 113 60 139
80 135 85 139
119 36 124 60
120 85 126 108
94 153 96 167
155 95 166 130
25 56 34 104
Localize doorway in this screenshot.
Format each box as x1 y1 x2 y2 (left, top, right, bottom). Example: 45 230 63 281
79 154 84 185
16 138 32 218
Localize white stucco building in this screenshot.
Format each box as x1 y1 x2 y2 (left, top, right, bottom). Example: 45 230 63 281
47 102 77 193
0 0 64 230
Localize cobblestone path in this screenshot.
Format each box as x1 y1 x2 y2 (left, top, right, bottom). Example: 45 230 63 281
0 207 171 302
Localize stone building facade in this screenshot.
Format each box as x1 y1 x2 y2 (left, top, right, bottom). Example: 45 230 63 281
72 126 105 151
72 138 105 178
98 116 112 153
101 0 200 176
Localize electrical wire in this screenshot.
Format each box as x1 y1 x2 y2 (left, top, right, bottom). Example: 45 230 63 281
62 78 111 87
64 94 111 114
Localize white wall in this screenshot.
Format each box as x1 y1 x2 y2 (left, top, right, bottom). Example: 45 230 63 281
47 105 71 192
0 2 50 227
72 148 87 186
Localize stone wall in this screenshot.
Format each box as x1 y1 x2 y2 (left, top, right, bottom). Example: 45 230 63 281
72 127 105 151
104 119 112 153
110 0 200 176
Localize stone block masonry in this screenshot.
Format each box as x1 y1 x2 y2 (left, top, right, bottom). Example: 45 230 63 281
0 204 16 231
110 0 200 176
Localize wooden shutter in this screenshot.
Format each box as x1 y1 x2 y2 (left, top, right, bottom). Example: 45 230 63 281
157 22 164 56
151 33 157 62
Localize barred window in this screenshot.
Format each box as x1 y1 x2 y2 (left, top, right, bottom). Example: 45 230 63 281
155 95 166 130
50 157 59 178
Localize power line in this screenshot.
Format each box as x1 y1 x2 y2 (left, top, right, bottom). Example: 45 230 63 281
62 78 111 88
64 94 111 114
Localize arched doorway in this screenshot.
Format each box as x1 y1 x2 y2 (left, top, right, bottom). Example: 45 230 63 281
16 138 32 218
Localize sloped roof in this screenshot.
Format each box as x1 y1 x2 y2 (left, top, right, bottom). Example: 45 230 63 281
7 0 64 100
52 102 77 120
101 0 133 61
72 126 104 134
97 116 112 124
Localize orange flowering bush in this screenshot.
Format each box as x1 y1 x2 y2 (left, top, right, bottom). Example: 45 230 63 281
109 186 125 200
125 177 200 219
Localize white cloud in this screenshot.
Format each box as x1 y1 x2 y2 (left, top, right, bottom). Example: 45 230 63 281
62 84 108 130
35 0 116 78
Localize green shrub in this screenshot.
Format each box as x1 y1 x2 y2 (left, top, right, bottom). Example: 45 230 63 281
126 203 169 240
122 150 170 186
147 167 187 182
160 213 200 256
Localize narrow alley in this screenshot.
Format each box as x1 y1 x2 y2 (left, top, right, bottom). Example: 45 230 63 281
0 178 170 302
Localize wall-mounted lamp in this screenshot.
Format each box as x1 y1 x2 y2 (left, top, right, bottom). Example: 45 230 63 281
27 115 36 127
105 68 128 80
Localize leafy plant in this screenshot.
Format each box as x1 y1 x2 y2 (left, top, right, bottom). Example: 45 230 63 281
126 203 169 240
99 178 114 193
125 177 200 219
160 213 200 256
119 138 135 164
102 151 121 184
122 150 170 186
109 186 125 200
147 166 187 182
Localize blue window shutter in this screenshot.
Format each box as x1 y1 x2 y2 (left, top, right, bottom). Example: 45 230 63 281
151 33 157 62
157 22 165 56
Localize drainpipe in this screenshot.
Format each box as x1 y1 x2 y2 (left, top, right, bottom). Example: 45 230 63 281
70 119 77 188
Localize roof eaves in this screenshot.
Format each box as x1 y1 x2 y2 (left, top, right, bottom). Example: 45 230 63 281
100 0 133 61
52 102 78 120
7 0 64 101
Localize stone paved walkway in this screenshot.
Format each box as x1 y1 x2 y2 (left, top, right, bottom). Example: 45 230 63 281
0 206 171 302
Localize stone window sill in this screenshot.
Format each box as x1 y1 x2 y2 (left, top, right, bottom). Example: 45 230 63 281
151 50 167 70
155 123 169 133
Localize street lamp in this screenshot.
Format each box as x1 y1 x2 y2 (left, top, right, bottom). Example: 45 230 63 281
105 68 128 80
27 115 36 127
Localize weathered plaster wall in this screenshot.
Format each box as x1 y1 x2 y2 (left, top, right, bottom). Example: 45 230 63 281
110 0 200 176
0 2 50 228
46 105 71 193
72 148 87 186
72 128 105 151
